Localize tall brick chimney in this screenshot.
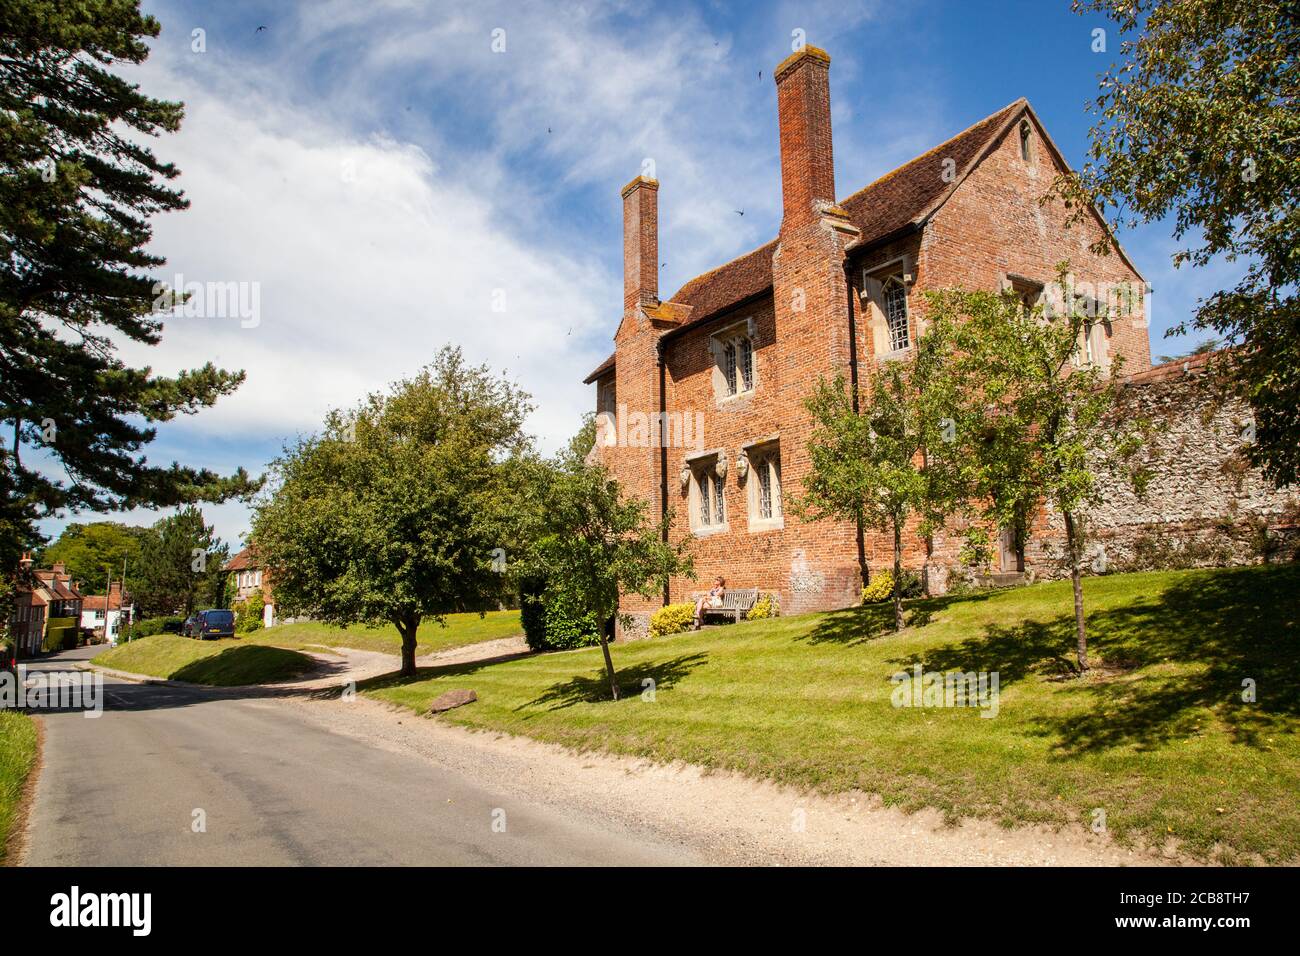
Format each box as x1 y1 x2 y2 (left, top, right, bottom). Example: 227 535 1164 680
774 46 835 230
621 176 659 312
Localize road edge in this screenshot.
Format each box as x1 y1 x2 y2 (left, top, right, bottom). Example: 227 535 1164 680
3 713 43 867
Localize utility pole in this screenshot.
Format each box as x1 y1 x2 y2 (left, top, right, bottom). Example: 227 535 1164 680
120 556 130 643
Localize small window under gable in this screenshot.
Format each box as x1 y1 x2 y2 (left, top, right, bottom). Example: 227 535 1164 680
1019 118 1032 162
863 259 914 358
710 318 757 400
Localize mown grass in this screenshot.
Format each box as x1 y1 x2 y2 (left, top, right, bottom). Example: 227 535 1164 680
367 564 1300 863
245 610 522 656
94 634 315 686
0 710 37 865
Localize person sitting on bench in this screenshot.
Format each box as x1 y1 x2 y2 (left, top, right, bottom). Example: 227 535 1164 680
694 577 725 630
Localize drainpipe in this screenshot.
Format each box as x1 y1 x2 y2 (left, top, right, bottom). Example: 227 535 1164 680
657 342 670 608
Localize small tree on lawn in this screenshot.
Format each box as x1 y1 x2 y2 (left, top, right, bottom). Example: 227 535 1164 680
935 276 1147 671
793 319 962 632
252 347 532 677
518 457 691 700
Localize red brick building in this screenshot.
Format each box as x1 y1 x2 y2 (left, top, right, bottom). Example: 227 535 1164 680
584 46 1154 634
224 547 276 628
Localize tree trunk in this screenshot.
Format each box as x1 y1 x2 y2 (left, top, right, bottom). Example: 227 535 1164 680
396 619 419 677
1063 510 1088 672
598 624 620 700
892 517 904 632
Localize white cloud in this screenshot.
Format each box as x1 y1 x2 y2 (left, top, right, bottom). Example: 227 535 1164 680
44 0 948 547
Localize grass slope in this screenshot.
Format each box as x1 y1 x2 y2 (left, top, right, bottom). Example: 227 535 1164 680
0 711 37 865
247 610 522 656
95 635 315 686
368 564 1300 863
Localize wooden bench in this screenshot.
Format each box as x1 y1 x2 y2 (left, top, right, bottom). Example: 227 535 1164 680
698 587 759 624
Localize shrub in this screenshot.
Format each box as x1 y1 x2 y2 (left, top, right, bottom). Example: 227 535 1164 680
747 593 779 620
234 595 266 633
43 617 77 653
862 571 923 604
519 577 547 651
131 616 184 638
519 578 603 651
542 588 603 650
898 570 924 598
650 603 696 637
862 571 894 604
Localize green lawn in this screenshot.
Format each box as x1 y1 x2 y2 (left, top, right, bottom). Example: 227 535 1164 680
0 711 37 865
245 610 522 656
367 564 1300 863
94 634 316 686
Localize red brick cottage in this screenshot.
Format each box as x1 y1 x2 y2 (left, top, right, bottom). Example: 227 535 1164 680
585 46 1291 636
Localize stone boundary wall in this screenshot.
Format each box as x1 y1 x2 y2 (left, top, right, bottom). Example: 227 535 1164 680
1030 356 1299 578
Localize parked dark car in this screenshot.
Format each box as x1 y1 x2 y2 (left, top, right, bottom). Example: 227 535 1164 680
192 609 236 640
181 614 201 638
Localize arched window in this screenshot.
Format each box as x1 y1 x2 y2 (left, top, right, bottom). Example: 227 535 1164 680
1019 119 1032 162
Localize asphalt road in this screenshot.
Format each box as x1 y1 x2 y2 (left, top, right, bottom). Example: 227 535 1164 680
21 646 701 866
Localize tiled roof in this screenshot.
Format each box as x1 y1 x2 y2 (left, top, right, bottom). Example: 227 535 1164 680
582 353 616 385
82 591 130 612
586 99 1029 379
1120 350 1216 386
838 100 1024 250
224 546 258 572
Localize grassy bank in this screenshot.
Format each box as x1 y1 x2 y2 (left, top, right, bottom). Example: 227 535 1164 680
0 711 38 864
246 609 522 656
367 564 1300 863
95 635 316 686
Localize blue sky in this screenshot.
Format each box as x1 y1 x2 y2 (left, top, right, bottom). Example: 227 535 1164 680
38 0 1227 550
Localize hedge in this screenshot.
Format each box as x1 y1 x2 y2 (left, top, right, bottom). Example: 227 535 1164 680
43 617 78 652
519 577 603 651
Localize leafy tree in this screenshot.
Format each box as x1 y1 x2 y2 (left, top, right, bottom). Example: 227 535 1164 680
792 320 961 631
0 0 256 566
1057 0 1299 484
39 521 150 587
935 279 1147 671
133 506 227 617
516 456 692 700
253 347 532 677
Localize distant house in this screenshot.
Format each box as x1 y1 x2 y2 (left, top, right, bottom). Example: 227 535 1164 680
80 581 134 645
224 547 276 628
8 557 84 657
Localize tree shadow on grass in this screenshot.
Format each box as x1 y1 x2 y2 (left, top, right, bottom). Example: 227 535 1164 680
803 591 994 646
521 653 710 711
888 616 1077 688
1038 565 1300 755
351 653 531 696
170 645 319 686
884 564 1299 756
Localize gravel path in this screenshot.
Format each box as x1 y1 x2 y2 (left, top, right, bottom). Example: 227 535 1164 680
285 692 1182 867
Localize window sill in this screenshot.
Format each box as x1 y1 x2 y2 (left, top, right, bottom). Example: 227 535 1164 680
716 388 756 406
747 516 785 534
690 522 731 537
876 347 913 363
